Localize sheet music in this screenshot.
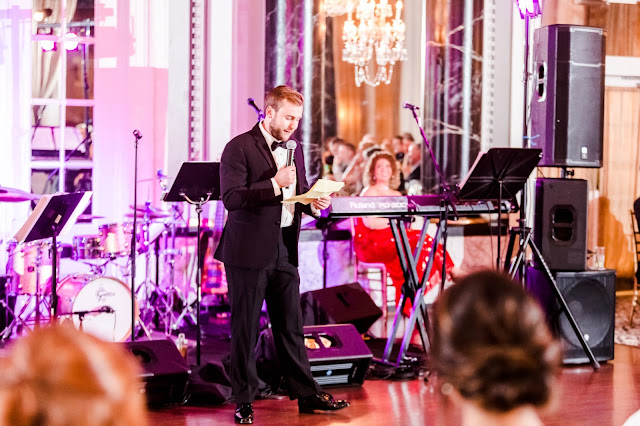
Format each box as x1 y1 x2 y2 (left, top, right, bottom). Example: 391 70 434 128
283 179 345 205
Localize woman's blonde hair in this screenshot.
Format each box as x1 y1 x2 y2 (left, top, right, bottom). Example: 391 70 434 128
362 151 401 189
0 324 147 425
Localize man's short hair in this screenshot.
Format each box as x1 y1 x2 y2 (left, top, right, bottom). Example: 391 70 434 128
264 85 304 112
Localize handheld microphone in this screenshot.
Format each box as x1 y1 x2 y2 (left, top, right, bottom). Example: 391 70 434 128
286 140 296 167
133 129 142 139
403 102 419 110
100 306 115 313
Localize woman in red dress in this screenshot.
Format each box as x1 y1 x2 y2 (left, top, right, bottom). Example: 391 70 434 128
353 151 454 314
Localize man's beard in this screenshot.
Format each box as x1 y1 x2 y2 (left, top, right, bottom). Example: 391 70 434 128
268 124 290 142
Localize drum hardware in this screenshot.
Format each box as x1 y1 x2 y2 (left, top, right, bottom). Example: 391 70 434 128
1 241 55 339
124 201 171 335
153 203 197 335
163 161 221 365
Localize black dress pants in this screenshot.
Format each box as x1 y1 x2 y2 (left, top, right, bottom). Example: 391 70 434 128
225 230 320 403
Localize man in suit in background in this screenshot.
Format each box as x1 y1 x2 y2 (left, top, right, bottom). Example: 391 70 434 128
215 86 349 424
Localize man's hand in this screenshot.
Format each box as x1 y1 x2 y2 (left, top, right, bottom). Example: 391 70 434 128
274 165 296 188
312 195 331 211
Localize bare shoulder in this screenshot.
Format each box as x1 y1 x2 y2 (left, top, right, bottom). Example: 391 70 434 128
361 186 401 197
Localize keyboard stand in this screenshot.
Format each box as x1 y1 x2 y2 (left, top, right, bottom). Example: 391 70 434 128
380 215 444 366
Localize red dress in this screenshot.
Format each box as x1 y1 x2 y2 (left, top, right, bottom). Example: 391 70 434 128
353 217 455 315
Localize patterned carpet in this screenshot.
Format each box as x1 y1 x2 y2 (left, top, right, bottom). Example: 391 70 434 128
615 295 640 347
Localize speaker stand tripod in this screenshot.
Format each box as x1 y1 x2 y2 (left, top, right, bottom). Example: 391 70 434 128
504 223 600 370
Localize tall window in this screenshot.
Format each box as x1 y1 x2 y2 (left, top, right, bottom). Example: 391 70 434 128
31 0 94 214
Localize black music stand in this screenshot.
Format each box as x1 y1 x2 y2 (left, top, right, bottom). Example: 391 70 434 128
14 192 92 319
163 162 220 366
458 148 542 269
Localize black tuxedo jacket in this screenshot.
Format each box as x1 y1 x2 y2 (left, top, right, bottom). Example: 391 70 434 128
214 123 313 268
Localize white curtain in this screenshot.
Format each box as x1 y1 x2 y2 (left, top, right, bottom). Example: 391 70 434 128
0 0 32 267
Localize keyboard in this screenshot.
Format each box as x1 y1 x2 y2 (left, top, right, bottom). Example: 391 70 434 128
329 195 512 218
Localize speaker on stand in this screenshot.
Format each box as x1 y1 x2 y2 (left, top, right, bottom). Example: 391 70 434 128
533 178 588 272
530 24 606 168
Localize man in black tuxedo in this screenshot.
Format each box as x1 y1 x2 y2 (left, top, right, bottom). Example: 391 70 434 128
214 86 349 424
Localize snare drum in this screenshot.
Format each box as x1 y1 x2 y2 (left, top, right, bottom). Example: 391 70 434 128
98 222 150 258
6 241 52 295
99 222 134 257
57 274 139 342
72 235 103 259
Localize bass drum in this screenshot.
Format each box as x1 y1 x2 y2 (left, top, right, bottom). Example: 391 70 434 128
58 275 139 342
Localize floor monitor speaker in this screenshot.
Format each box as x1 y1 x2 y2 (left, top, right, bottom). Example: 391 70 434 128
300 282 382 333
527 267 615 364
257 323 372 387
122 339 191 406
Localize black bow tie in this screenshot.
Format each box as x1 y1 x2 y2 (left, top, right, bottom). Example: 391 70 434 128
271 140 287 151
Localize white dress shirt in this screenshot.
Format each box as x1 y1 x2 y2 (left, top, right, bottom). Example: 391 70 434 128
259 122 296 228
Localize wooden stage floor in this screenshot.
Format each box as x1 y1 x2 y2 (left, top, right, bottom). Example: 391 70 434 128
148 343 640 426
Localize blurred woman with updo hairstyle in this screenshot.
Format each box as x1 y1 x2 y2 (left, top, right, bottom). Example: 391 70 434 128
432 270 562 426
353 151 454 315
0 324 147 426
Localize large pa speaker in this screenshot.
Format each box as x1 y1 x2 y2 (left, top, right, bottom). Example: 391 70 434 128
527 267 615 364
530 24 606 168
534 178 588 271
122 339 191 406
257 323 372 387
300 282 382 333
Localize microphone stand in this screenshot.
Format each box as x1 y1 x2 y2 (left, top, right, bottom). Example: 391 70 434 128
131 130 142 341
405 105 458 291
247 98 265 122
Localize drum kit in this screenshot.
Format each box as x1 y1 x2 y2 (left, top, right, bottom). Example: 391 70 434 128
0 180 228 343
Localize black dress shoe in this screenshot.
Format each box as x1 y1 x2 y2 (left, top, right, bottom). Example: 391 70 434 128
298 392 350 413
235 403 253 424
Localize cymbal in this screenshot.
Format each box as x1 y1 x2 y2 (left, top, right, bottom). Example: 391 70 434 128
0 186 40 202
125 212 171 219
138 176 173 183
130 203 167 214
78 214 105 220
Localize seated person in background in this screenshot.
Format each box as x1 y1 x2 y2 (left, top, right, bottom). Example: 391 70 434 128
0 324 147 426
380 138 395 155
353 151 454 314
337 139 377 196
322 136 344 178
432 270 562 426
332 141 355 181
403 141 422 181
391 135 406 162
403 142 423 194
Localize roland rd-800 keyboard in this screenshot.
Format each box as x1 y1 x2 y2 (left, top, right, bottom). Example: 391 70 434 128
329 195 514 218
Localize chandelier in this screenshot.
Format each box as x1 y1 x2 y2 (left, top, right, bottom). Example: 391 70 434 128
324 0 352 17
342 0 407 87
